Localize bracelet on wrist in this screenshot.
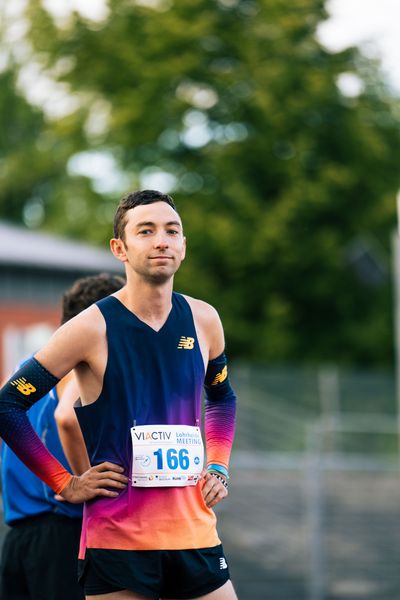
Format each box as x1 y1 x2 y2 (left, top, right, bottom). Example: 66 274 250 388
207 463 229 479
210 472 228 489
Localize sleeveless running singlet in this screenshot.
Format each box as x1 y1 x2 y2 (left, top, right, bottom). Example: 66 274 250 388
75 293 220 556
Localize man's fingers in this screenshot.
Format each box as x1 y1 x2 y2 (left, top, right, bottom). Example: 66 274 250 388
61 462 130 503
205 491 219 506
95 478 127 489
202 476 228 507
209 488 227 507
94 462 125 473
96 488 119 497
203 484 219 504
95 470 128 483
207 491 226 508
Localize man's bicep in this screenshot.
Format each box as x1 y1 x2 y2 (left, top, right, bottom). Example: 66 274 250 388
35 313 95 379
207 308 226 360
186 296 226 360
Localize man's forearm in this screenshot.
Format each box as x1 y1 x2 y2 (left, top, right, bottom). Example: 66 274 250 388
55 376 91 476
204 352 237 474
0 357 72 493
56 420 91 476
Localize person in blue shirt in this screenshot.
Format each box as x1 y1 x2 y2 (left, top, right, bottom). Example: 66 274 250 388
0 272 125 600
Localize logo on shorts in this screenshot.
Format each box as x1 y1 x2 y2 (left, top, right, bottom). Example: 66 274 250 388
219 557 228 570
212 366 228 385
10 377 37 396
177 336 195 350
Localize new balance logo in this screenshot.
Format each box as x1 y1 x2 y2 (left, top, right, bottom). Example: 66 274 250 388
219 557 228 570
212 366 228 385
177 336 195 350
10 377 37 396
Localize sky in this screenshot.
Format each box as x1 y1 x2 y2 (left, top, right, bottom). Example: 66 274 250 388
318 0 400 92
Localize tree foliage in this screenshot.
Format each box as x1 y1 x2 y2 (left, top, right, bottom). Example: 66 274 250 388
2 0 400 365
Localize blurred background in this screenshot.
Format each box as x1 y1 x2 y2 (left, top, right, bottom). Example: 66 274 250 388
1 0 400 598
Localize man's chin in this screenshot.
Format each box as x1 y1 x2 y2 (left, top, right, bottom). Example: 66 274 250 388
144 271 174 285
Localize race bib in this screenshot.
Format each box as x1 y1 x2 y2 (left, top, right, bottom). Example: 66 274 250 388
130 424 204 487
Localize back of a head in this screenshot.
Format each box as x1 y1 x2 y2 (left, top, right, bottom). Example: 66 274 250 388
62 273 125 324
113 189 178 241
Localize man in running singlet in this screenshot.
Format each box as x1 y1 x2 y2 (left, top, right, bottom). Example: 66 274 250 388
0 190 238 600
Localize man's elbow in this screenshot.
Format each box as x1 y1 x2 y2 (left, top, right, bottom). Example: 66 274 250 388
54 410 78 432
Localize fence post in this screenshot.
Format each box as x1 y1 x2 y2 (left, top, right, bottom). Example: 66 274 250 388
392 231 400 464
306 422 325 600
318 367 340 416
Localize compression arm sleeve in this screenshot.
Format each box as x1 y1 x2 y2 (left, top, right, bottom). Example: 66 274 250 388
0 357 73 494
204 352 236 475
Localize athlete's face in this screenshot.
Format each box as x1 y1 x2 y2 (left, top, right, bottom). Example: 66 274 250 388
111 201 186 284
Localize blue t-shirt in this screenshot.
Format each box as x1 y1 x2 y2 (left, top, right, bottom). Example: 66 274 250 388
1 377 82 525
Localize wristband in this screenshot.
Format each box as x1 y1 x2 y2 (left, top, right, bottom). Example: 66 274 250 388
207 463 229 479
210 472 228 489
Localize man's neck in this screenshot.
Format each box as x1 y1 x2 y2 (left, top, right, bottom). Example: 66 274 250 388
116 277 174 330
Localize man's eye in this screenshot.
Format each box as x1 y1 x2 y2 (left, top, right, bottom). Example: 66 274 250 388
167 230 179 235
139 229 152 235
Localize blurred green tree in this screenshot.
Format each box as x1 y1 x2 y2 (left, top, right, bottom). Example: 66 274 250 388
0 67 57 225
3 0 400 365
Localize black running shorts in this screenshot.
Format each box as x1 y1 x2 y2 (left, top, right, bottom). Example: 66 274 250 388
79 544 231 599
0 513 84 600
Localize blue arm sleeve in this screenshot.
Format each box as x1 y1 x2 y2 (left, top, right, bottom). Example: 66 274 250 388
0 358 73 493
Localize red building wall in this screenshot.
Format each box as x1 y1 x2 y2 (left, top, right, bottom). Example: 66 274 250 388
0 303 61 380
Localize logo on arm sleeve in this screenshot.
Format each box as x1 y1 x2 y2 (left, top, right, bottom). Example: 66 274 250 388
10 377 37 396
177 336 195 350
212 366 228 385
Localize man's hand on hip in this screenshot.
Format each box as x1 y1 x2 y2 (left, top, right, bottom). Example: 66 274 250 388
201 470 228 508
60 462 128 503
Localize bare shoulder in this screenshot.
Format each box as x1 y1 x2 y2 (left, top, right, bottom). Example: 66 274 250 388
53 303 105 343
35 304 106 378
183 295 221 326
69 303 106 333
183 295 225 359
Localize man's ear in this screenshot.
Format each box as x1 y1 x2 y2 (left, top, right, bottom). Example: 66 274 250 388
181 236 187 262
110 238 128 263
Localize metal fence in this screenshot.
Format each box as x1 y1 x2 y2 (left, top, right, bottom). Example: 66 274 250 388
216 364 400 600
1 363 399 600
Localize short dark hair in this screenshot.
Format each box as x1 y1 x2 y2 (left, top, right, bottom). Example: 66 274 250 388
62 273 125 324
113 190 177 240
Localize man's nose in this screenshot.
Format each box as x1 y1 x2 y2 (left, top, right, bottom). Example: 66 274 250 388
154 232 169 248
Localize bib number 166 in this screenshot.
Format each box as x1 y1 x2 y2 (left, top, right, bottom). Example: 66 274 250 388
153 448 190 470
